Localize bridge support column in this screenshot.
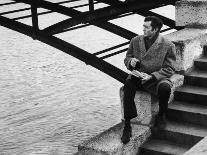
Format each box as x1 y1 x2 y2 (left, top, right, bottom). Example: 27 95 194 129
31 2 39 39
88 0 94 12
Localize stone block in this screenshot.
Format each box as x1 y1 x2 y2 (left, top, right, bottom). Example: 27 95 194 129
119 74 184 126
183 136 207 155
169 74 185 103
176 0 207 27
78 122 151 155
165 28 207 71
120 87 158 125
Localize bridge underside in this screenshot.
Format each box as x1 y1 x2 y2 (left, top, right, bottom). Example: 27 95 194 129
0 0 183 83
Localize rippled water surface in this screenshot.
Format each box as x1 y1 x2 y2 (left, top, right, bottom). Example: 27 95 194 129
0 1 175 154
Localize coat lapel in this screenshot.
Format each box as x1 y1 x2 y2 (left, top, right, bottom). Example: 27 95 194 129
142 35 162 58
139 36 146 58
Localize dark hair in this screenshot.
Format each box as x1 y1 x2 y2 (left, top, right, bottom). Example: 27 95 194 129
144 16 163 31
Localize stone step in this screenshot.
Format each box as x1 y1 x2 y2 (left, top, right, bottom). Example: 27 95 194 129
174 85 207 104
194 57 207 71
152 120 207 147
184 69 207 87
140 139 190 155
77 122 151 155
167 101 207 126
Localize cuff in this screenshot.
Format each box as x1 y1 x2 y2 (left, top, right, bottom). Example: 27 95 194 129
149 74 157 83
134 61 140 70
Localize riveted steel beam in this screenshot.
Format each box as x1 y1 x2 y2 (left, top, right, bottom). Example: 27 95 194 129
89 0 94 12
95 0 122 6
94 41 130 56
13 0 80 16
96 0 178 5
0 1 19 6
94 21 136 40
0 15 128 83
0 7 30 16
31 1 39 39
42 0 167 34
0 0 82 16
11 0 173 39
10 0 137 40
12 2 99 20
97 0 183 31
31 2 39 31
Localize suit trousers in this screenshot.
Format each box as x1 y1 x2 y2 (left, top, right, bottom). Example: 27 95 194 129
123 76 171 120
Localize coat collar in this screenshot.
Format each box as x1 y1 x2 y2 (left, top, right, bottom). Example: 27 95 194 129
139 34 163 58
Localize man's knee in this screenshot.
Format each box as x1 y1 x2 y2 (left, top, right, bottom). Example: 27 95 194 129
158 82 171 96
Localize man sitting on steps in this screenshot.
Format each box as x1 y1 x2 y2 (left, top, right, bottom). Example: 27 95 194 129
121 16 177 144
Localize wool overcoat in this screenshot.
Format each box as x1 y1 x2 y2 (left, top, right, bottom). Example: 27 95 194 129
124 34 177 95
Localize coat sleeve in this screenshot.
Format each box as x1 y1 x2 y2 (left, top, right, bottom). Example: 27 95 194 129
151 43 176 80
124 38 134 71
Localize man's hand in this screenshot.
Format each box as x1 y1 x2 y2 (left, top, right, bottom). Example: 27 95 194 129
131 71 152 84
141 73 152 84
130 58 139 67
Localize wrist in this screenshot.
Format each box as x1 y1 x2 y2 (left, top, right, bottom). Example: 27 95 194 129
150 74 156 82
134 61 140 70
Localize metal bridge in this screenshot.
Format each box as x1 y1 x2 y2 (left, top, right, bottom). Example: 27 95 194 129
0 0 183 84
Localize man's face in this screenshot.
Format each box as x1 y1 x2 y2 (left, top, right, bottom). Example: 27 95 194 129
143 21 157 38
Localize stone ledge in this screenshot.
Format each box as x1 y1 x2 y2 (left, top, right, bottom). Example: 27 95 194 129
176 0 207 27
120 74 184 125
184 136 207 155
165 28 207 43
165 28 207 71
77 24 207 155
78 122 151 155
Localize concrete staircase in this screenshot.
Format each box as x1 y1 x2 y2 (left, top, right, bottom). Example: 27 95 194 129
139 45 207 155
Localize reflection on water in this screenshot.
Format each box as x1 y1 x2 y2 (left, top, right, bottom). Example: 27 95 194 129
0 2 175 154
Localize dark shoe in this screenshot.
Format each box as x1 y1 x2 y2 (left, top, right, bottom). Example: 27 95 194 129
121 124 132 144
154 114 166 129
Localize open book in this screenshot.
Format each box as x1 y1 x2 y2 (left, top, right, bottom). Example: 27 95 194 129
131 70 151 79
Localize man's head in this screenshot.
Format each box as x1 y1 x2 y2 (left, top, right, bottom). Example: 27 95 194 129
143 16 163 38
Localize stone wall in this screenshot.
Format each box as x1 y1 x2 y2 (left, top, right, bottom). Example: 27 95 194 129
176 0 207 27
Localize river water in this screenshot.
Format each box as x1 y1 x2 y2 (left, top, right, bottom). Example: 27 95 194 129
0 1 175 154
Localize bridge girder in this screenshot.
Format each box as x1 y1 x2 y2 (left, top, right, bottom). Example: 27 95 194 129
0 0 183 83
12 0 180 35
0 15 128 83
41 0 174 35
